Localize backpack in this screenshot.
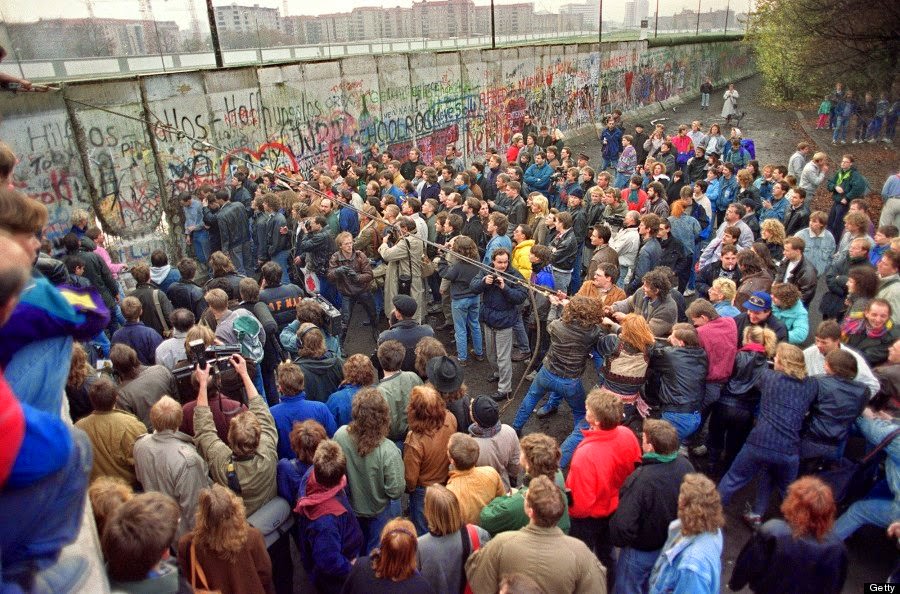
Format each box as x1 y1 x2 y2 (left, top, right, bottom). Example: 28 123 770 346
233 313 264 364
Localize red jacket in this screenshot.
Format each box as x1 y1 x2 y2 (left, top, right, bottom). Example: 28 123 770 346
698 315 738 382
0 374 24 487
621 188 648 212
566 426 641 518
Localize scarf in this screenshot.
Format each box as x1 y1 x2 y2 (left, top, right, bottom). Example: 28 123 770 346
149 265 171 285
469 421 502 439
627 188 640 206
294 472 348 520
842 317 891 340
643 451 678 464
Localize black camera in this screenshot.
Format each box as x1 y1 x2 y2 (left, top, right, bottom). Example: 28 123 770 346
175 340 241 379
302 296 343 338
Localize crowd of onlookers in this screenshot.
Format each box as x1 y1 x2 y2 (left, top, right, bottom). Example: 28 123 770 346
0 79 899 594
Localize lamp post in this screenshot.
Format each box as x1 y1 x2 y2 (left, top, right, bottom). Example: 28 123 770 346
696 0 702 35
654 0 660 38
490 0 496 49
598 0 603 44
724 0 731 33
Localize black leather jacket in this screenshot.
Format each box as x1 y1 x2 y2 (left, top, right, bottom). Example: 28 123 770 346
802 375 869 447
35 254 70 286
719 347 768 409
645 346 708 412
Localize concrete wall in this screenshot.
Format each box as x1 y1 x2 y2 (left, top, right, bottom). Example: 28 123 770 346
0 39 753 259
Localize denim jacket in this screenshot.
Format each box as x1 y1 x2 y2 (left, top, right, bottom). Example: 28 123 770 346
650 520 723 594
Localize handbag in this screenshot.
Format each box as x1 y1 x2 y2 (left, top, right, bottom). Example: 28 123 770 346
190 540 222 594
818 427 900 509
397 238 413 296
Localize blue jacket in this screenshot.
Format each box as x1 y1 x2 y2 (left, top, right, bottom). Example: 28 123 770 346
523 162 554 193
325 384 361 428
650 520 723 594
338 207 359 235
470 267 527 329
111 321 163 367
718 176 738 211
602 127 623 160
772 300 809 344
746 370 818 455
296 472 364 594
627 237 662 294
759 196 788 223
483 234 512 266
271 392 337 459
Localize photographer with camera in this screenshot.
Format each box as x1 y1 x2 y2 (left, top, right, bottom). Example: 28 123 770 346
379 217 425 324
328 231 378 345
295 215 340 308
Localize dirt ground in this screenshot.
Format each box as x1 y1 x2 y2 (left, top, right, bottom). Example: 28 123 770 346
335 74 898 594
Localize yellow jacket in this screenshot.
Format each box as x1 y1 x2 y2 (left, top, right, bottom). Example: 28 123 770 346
512 239 535 280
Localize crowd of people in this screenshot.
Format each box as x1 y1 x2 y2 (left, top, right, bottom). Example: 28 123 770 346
0 83 899 594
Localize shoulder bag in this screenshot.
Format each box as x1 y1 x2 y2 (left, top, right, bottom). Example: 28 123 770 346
190 540 222 594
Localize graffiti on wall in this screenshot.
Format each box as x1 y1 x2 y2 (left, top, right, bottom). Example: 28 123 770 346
0 39 754 256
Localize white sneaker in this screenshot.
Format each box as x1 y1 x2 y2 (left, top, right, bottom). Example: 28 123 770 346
851 139 858 144
684 289 696 297
841 140 847 144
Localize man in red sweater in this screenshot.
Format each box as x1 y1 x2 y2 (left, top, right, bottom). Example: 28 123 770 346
686 299 739 455
566 388 641 587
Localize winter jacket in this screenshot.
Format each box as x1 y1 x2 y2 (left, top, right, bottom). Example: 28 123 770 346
626 237 662 294
128 282 174 337
298 230 336 277
745 370 818 455
271 392 337 459
735 271 773 313
166 280 208 320
759 196 788 223
776 256 818 306
333 426 405 518
259 283 304 331
820 255 870 319
479 470 571 536
719 346 768 410
544 318 604 379
377 320 435 373
658 236 690 289
205 272 244 301
511 239 535 279
844 324 899 367
549 228 579 271
696 261 741 300
827 166 867 204
193 394 277 516
149 266 181 293
734 312 789 345
523 162 554 193
686 156 706 183
696 316 738 382
470 267 527 329
773 301 810 345
438 259 479 300
296 356 344 404
646 346 707 412
621 187 648 212
75 242 118 310
601 126 623 160
729 518 848 594
799 161 827 197
218 200 251 253
801 375 868 452
783 204 811 237
327 249 374 297
296 474 363 594
567 426 641 518
404 411 457 491
75 410 146 486
611 288 678 338
610 226 640 269
111 321 163 366
609 454 695 552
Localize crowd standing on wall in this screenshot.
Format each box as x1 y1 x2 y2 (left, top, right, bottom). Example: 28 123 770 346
1 76 900 594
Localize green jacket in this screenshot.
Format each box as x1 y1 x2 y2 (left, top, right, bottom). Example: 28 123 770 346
334 425 405 517
826 166 867 204
193 394 277 516
377 371 423 442
479 470 570 536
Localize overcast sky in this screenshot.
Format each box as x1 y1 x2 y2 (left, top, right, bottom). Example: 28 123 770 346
1 0 748 27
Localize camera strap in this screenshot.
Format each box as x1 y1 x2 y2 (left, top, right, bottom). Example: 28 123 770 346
404 238 413 279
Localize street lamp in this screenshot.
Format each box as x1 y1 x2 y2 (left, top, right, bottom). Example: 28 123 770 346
654 0 659 38
725 0 731 33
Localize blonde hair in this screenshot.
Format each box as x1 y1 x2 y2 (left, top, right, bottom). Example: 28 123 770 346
227 411 261 456
678 473 725 536
89 476 134 538
193 484 249 562
711 277 737 302
761 219 786 245
424 484 464 536
743 325 777 357
585 388 624 430
531 194 549 215
149 395 182 432
776 343 807 380
204 288 229 311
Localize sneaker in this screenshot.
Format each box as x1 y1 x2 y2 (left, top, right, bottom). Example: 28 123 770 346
457 358 468 367
472 353 485 362
690 444 708 456
525 370 537 381
678 445 689 457
851 139 858 144
31 557 90 594
684 288 696 297
511 351 531 362
868 138 877 143
487 374 500 384
491 391 511 401
832 140 837 145
841 140 847 144
536 405 558 418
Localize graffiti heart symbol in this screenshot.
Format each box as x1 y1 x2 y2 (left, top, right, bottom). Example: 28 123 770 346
219 142 300 180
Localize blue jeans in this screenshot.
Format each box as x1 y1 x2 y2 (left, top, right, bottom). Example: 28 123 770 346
617 264 630 289
513 367 584 431
718 443 798 517
552 268 572 295
451 296 483 361
271 250 291 285
0 427 91 583
614 172 631 188
91 331 110 358
357 504 393 555
408 486 427 536
701 93 710 107
570 246 584 294
834 485 896 540
615 546 661 594
512 309 529 354
832 116 848 142
191 229 210 267
661 411 701 442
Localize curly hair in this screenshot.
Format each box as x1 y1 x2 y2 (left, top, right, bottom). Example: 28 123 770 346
771 282 801 309
349 387 390 457
562 295 600 327
414 337 447 379
67 342 92 390
450 235 479 260
289 419 328 464
761 218 786 245
208 251 236 277
407 385 447 435
193 484 249 563
781 476 836 541
678 473 725 536
619 313 655 352
737 250 764 274
642 267 672 296
848 265 880 299
519 433 560 480
341 354 377 387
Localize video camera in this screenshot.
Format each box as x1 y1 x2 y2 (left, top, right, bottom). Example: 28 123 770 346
302 295 343 338
549 166 566 181
172 341 241 381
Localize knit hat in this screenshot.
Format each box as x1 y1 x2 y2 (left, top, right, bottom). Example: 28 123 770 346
471 396 499 428
426 356 463 393
392 294 418 318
